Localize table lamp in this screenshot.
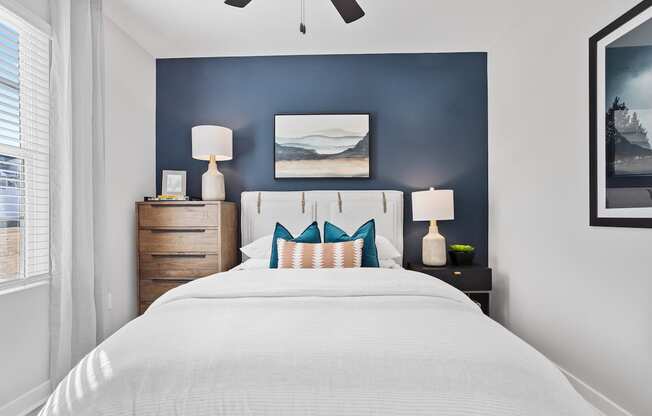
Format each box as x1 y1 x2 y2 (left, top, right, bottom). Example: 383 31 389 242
192 125 233 201
411 187 454 266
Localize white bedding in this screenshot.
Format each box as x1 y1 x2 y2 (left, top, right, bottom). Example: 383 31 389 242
40 268 597 416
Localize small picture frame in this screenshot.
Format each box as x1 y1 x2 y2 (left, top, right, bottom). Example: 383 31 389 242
161 170 187 198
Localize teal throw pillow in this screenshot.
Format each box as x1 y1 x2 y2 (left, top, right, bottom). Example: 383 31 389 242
269 221 321 268
323 219 379 268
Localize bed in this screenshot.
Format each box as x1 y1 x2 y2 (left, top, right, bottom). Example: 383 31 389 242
40 191 597 416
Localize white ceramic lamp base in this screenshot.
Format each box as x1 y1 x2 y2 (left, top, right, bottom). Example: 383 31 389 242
202 156 225 201
422 220 446 266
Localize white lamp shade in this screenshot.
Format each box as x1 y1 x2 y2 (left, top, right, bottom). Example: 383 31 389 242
192 125 233 161
411 188 454 221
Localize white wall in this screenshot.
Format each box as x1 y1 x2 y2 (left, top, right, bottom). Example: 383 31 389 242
489 1 651 415
102 15 156 337
0 283 50 416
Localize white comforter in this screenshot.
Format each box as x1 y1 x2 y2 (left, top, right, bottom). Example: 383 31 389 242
40 268 597 416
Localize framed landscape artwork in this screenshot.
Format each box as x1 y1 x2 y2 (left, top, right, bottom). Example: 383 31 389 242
590 0 652 227
274 114 370 178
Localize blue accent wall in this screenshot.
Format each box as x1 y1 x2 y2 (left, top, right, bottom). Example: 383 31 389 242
156 53 488 265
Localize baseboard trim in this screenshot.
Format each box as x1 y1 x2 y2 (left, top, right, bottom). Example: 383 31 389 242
559 367 634 416
0 381 50 416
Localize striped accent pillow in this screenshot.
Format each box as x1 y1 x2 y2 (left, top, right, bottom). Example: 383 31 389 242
277 239 364 269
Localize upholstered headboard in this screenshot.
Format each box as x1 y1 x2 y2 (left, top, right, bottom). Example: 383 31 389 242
241 191 404 263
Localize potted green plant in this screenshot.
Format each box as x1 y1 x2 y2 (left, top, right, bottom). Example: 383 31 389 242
448 244 475 266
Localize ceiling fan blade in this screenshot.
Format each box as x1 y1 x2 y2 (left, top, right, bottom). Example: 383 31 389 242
329 0 365 23
224 0 252 7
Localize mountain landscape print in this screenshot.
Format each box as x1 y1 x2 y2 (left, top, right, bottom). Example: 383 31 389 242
604 42 652 208
275 114 370 178
605 45 652 177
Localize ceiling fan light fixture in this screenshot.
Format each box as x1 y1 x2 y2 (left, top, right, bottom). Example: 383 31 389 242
329 0 365 23
224 0 366 26
224 0 252 7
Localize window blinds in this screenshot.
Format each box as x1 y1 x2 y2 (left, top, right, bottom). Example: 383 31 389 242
0 6 49 281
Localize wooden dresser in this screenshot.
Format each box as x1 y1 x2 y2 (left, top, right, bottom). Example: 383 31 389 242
136 201 237 314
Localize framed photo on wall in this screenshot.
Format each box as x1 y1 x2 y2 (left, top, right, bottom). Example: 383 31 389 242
274 113 370 179
590 0 652 228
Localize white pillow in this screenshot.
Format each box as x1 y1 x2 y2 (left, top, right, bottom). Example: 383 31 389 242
240 235 273 259
234 258 270 270
241 234 402 261
379 259 403 269
376 235 401 260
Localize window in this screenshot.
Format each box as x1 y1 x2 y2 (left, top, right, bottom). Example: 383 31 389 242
0 7 49 283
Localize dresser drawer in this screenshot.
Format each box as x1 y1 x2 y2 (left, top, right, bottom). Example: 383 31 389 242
139 228 220 253
139 253 220 279
139 203 219 228
139 279 190 302
139 302 152 314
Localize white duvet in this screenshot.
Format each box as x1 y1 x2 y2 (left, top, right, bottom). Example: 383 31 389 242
40 268 597 416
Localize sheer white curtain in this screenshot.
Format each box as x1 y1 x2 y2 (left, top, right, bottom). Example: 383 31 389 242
49 0 107 384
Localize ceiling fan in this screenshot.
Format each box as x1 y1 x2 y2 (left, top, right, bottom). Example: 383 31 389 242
224 0 365 33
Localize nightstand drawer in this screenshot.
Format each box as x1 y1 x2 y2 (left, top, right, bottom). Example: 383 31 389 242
139 279 191 302
139 253 220 279
408 263 492 292
427 268 492 291
139 203 219 228
139 228 220 253
467 292 490 315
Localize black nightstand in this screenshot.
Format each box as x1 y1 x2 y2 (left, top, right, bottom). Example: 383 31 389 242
407 263 492 316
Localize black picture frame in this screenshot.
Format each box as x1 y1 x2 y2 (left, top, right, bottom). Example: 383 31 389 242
589 0 652 228
273 113 371 180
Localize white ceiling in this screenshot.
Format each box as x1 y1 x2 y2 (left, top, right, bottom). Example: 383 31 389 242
104 0 523 59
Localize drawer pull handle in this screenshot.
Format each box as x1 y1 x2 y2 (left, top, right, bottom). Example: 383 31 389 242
150 203 206 207
151 253 207 258
453 271 463 277
150 278 191 283
150 229 207 233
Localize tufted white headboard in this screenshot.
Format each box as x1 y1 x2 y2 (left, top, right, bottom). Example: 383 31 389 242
241 191 404 263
